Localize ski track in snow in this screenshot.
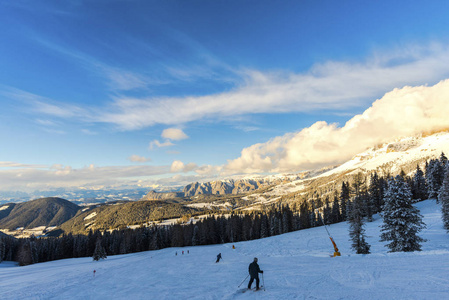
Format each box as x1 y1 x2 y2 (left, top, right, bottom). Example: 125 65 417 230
1 200 449 299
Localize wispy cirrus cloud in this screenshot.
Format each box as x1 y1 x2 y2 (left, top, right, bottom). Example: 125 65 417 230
97 43 449 130
1 87 86 118
5 43 449 132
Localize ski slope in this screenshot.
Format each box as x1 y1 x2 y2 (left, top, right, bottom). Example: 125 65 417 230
1 200 448 299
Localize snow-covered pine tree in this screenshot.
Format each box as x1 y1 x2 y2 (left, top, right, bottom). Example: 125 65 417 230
380 175 426 252
440 152 448 166
411 164 427 202
438 164 449 232
348 195 370 254
93 239 107 261
426 159 444 200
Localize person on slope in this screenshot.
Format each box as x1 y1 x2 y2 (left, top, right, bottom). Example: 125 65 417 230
216 253 222 263
248 257 263 290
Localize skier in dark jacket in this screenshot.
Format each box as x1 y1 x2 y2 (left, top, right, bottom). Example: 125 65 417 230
248 257 263 290
216 253 222 263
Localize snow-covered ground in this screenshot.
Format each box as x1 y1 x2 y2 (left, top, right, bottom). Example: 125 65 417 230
1 200 448 299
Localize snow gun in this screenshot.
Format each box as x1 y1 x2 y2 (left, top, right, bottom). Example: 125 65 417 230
313 201 341 257
323 224 341 257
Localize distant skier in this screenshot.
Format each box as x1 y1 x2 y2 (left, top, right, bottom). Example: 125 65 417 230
248 257 263 290
232 245 235 249
216 253 222 263
175 251 177 256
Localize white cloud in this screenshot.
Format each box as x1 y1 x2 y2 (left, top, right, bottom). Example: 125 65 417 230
97 43 449 130
225 79 449 174
128 155 151 163
170 160 197 173
195 165 223 176
0 162 48 169
149 128 188 150
161 128 189 140
149 139 174 150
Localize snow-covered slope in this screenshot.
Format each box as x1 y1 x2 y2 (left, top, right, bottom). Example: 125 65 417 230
1 199 448 299
256 132 449 199
325 131 449 177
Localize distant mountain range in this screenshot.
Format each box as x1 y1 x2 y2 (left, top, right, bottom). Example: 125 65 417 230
1 131 448 236
0 188 152 205
142 170 333 200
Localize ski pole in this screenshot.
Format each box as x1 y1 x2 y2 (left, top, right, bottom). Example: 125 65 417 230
262 273 265 291
238 274 249 288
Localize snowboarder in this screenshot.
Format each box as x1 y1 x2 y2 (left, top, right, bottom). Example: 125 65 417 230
216 253 222 263
175 251 177 256
248 257 263 290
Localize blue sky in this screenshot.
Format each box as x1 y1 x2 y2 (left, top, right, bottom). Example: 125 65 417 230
2 0 449 192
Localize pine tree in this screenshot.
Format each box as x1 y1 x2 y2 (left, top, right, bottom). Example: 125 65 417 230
17 240 33 266
322 197 332 225
331 193 341 223
0 238 4 263
411 165 427 202
380 175 426 252
439 164 449 232
192 225 200 246
260 215 269 238
340 182 350 220
427 159 444 200
92 239 107 261
348 195 370 254
440 152 448 166
368 172 383 213
299 201 311 229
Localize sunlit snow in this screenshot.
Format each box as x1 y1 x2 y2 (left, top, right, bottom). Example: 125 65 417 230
0 200 448 299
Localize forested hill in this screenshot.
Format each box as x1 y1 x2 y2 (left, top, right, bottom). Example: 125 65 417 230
59 200 199 234
0 197 80 230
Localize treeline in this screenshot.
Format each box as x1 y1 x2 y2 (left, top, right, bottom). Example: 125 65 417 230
0 205 297 266
1 153 448 266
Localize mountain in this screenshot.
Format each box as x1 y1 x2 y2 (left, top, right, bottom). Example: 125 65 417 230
0 197 80 230
141 190 184 201
239 131 449 206
1 199 447 299
142 172 326 201
59 200 199 234
0 203 16 220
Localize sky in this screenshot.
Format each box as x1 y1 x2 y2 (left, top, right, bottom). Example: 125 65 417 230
2 0 449 192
